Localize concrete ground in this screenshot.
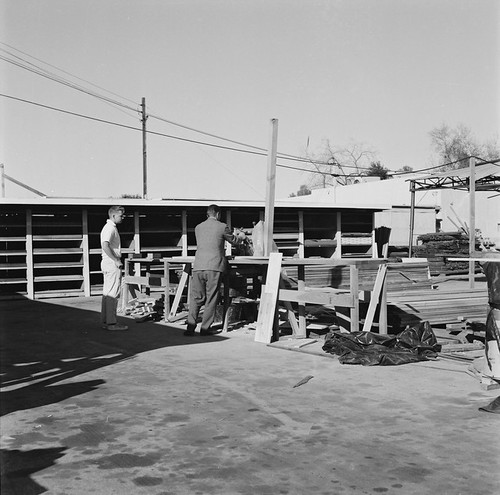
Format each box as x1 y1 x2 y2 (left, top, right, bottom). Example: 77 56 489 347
1 294 499 495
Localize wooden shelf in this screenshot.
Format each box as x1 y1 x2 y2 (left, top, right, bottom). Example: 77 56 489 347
34 262 84 268
140 247 182 252
33 235 83 240
0 278 27 284
0 251 27 256
0 263 27 270
35 288 85 299
34 248 83 254
34 275 84 282
0 237 26 242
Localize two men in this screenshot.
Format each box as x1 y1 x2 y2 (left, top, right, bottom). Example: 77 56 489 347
184 204 245 336
100 203 243 335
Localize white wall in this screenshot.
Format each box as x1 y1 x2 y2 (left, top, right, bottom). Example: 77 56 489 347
375 208 436 247
439 189 500 246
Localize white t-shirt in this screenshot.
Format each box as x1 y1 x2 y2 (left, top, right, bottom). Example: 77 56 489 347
100 219 121 260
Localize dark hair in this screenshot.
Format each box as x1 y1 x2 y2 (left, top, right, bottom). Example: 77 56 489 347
207 204 220 217
108 205 125 217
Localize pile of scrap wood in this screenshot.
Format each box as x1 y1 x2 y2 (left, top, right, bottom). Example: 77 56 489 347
123 296 164 322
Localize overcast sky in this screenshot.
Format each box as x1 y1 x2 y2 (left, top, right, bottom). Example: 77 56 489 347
1 0 498 200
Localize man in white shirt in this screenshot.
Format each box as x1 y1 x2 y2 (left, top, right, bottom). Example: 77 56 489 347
100 206 128 331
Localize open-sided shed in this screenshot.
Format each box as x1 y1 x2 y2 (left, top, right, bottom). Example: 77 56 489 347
408 158 500 286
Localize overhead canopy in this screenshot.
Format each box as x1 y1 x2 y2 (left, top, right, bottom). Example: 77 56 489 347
406 159 500 287
408 162 500 192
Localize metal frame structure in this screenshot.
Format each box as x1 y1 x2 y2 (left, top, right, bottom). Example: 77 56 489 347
407 159 500 287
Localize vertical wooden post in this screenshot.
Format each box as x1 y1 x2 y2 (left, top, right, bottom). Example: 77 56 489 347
408 180 416 258
133 209 141 281
264 119 278 256
469 157 476 288
298 210 305 258
181 210 188 256
141 97 148 199
333 211 342 258
225 209 232 256
26 209 34 299
82 209 91 296
350 264 359 332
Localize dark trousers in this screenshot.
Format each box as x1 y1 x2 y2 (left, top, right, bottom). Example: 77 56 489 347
187 270 223 331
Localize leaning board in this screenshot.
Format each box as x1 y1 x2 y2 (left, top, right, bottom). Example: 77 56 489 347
255 252 283 343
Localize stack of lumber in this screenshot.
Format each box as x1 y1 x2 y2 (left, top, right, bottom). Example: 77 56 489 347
386 287 489 330
283 261 432 292
413 231 480 275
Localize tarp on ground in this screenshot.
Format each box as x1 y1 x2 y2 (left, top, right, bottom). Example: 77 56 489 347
322 321 441 366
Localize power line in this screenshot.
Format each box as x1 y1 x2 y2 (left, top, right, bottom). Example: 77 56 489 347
0 41 138 107
0 43 310 162
1 92 356 179
0 51 139 115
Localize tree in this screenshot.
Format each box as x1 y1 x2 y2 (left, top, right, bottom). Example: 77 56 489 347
366 161 390 180
303 139 377 189
289 184 311 197
429 123 499 171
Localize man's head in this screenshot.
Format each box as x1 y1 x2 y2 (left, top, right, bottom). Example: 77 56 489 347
108 206 125 225
207 204 220 219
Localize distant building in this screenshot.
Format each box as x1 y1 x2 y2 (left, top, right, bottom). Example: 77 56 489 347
285 177 500 247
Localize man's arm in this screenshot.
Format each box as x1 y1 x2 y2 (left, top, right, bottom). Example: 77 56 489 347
223 225 246 246
102 241 123 268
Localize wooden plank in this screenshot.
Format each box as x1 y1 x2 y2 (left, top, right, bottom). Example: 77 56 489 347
255 252 283 343
278 288 353 307
362 264 387 332
297 264 307 337
168 268 189 320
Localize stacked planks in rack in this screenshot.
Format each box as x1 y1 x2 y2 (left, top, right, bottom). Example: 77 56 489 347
386 287 489 331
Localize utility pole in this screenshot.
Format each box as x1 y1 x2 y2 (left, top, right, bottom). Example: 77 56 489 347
141 97 148 199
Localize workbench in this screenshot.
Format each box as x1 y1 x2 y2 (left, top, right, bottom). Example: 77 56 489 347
161 256 389 338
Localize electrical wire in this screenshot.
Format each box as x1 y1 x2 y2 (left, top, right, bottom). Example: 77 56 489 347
0 43 377 171
0 43 311 163
0 41 138 106
0 52 139 115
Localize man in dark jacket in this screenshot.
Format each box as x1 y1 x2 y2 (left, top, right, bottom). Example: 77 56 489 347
185 204 245 336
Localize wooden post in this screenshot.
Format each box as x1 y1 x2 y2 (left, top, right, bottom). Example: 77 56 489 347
408 180 416 258
181 210 187 256
298 210 305 258
469 157 476 288
264 119 278 256
26 208 34 299
225 210 232 256
333 211 342 258
350 264 359 332
82 209 91 296
141 97 148 199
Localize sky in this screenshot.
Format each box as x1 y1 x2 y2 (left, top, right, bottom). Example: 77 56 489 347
1 0 499 201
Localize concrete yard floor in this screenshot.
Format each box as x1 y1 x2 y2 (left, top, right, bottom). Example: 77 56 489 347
1 295 499 495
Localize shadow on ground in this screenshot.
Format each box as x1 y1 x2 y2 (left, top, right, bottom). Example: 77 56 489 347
0 296 222 416
1 447 66 494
